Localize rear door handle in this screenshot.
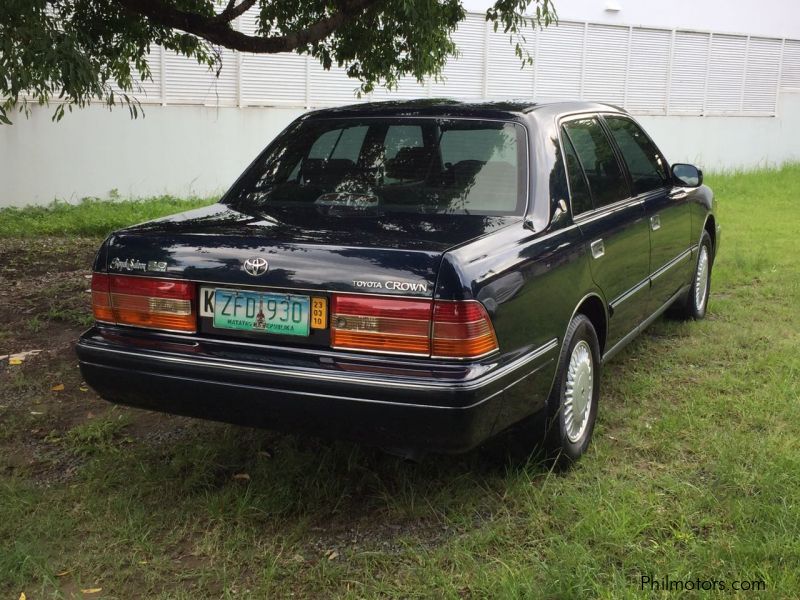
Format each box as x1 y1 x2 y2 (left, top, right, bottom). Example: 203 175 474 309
650 215 661 231
590 239 605 259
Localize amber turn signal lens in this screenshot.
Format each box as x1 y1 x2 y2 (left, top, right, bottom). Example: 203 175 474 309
331 294 433 356
330 294 499 359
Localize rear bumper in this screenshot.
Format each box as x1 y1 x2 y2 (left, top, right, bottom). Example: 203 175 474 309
76 327 558 453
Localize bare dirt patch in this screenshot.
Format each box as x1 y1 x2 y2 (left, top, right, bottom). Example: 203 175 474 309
0 236 204 484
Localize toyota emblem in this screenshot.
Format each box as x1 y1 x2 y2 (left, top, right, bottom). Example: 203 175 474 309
242 257 269 276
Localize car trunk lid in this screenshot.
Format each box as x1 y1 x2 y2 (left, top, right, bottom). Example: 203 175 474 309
103 203 517 297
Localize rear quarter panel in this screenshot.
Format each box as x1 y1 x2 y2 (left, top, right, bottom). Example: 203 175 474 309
436 222 596 428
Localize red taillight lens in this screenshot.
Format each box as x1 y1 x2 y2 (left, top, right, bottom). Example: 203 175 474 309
91 273 113 323
432 300 499 359
91 273 196 333
330 294 499 359
331 295 433 355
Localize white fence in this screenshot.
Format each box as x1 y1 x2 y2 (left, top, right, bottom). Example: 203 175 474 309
120 12 800 117
4 12 800 207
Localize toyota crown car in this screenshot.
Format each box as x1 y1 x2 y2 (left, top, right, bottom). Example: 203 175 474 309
76 100 719 463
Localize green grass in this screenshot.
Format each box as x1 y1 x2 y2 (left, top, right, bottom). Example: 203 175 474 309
64 412 133 456
1 164 799 598
0 195 217 237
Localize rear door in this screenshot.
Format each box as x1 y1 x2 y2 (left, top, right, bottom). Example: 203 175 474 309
561 115 651 349
602 115 692 312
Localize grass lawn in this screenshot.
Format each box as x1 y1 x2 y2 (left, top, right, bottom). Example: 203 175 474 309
1 165 798 598
0 196 216 237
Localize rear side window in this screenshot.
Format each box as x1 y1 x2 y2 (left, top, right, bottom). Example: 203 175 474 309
561 132 593 216
562 117 629 208
604 116 669 194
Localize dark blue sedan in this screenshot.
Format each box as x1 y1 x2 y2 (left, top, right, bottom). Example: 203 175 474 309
77 100 719 464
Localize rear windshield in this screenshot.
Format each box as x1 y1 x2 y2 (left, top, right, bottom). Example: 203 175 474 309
224 118 527 216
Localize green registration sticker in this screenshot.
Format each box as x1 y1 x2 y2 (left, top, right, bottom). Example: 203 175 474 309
213 290 310 336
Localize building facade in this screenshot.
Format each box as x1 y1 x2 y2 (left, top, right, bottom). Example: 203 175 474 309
1 0 799 206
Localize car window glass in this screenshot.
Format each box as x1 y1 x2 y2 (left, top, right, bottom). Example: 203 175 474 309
330 126 368 161
307 125 367 162
438 126 519 212
561 130 593 215
383 125 425 184
307 129 340 159
562 117 629 207
604 116 668 194
384 125 423 160
226 119 526 216
440 128 517 165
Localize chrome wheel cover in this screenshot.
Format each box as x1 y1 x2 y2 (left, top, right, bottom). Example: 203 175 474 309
695 245 710 310
564 340 593 443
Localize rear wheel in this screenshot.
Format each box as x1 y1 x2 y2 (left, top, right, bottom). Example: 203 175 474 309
544 314 601 466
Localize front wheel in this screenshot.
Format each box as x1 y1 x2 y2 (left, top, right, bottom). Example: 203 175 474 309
683 231 713 320
544 314 601 466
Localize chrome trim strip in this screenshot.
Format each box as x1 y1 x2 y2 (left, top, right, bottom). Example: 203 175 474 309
573 198 645 226
602 284 690 364
82 357 507 412
609 278 650 310
609 244 696 308
78 336 559 397
650 247 693 281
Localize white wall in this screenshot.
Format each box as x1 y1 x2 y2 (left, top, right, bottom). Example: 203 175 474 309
1 0 799 207
640 90 800 169
0 106 304 206
2 91 798 208
464 0 800 40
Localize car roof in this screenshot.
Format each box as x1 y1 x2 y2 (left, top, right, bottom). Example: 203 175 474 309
303 98 627 121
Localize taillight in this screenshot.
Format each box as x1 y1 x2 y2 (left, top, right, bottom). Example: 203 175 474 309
331 295 432 355
431 300 499 359
91 273 113 323
330 294 499 359
91 273 196 333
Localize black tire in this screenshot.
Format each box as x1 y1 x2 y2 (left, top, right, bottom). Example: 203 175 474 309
682 231 713 320
543 314 601 467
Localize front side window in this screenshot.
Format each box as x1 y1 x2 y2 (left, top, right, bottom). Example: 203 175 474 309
562 117 629 208
604 116 669 195
225 118 526 216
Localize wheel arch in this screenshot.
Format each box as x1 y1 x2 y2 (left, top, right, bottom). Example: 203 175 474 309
703 214 717 259
572 293 608 355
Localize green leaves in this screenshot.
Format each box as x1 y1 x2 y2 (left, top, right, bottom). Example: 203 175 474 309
0 0 556 124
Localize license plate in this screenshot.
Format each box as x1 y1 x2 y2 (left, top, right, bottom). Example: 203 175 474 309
208 289 310 336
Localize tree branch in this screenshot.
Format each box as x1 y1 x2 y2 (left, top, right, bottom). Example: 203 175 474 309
114 0 383 53
212 0 257 24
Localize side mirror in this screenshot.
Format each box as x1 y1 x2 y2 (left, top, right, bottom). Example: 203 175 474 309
672 163 703 188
